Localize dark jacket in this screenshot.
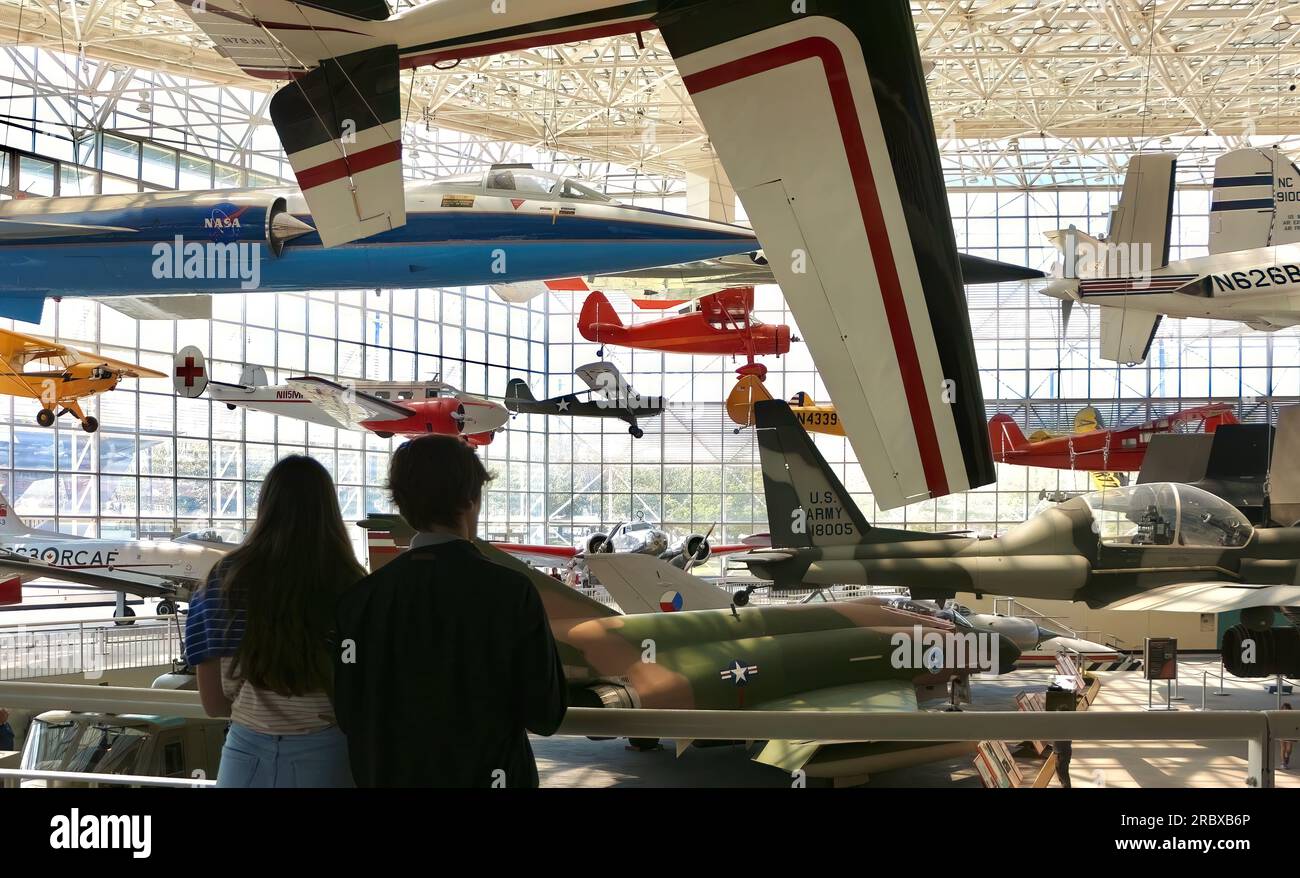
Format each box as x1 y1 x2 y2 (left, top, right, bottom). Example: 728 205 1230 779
333 539 568 787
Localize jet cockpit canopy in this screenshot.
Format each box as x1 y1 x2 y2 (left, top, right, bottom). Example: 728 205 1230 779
1081 482 1253 549
434 164 613 202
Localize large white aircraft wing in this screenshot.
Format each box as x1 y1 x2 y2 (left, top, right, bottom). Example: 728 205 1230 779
1098 582 1300 614
0 550 182 600
657 2 995 509
286 376 412 425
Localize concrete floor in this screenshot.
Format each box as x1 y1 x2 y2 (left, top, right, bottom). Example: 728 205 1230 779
534 657 1300 788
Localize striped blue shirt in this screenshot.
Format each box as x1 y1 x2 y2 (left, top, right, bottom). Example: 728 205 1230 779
184 569 244 666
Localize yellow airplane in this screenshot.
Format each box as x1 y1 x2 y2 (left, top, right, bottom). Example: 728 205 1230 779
0 328 164 433
725 374 843 436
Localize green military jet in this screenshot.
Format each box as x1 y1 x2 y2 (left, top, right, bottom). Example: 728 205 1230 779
357 517 1018 781
739 400 1300 676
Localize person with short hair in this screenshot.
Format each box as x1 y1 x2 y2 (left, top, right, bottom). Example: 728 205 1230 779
333 435 567 787
186 455 365 787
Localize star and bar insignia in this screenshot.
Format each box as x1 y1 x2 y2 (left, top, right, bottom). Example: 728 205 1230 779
720 659 758 686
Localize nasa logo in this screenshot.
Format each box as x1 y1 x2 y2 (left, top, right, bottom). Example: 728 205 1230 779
204 203 247 242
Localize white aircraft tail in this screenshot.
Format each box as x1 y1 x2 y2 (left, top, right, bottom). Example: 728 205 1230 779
1210 148 1300 255
585 553 733 614
1269 406 1300 527
1105 153 1177 274
173 346 209 398
0 491 34 537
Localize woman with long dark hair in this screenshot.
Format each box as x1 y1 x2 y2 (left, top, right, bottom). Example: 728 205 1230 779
185 455 365 787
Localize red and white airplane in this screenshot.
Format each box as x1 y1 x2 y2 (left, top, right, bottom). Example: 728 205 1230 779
173 346 508 445
170 0 994 512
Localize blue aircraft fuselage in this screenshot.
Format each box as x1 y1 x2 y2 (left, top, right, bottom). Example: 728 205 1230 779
0 174 760 323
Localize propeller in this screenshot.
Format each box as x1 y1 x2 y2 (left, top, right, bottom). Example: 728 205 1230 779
683 523 716 574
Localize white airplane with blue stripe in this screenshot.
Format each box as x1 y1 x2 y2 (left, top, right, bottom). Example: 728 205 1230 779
0 164 760 324
1045 148 1300 364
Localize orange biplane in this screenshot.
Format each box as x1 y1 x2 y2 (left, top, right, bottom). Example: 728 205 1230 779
0 328 163 432
577 287 793 379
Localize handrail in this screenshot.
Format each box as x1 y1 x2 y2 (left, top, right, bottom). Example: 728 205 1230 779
0 767 215 788
0 614 178 631
2 681 1297 787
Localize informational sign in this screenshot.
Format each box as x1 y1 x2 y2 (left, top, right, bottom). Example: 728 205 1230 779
1144 637 1178 680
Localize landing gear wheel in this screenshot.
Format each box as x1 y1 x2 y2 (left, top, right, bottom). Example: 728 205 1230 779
733 589 751 608
628 426 644 438
81 416 99 433
114 605 137 627
597 347 605 358
36 409 55 427
156 600 178 616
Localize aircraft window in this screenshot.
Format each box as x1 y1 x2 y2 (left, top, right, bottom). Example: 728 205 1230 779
25 720 149 775
1083 483 1253 549
437 173 483 188
426 389 438 398
486 170 558 195
374 391 390 399
561 179 611 202
396 391 414 400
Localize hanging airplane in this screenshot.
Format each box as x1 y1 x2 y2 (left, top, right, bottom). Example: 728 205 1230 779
1044 147 1300 363
503 361 664 438
172 346 508 444
349 527 1018 782
359 514 762 581
166 0 998 512
0 492 230 614
726 374 841 435
0 165 759 324
0 328 166 433
738 400 1300 680
489 249 1045 306
989 403 1237 474
578 287 792 379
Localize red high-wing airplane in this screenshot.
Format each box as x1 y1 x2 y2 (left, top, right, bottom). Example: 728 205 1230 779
989 404 1238 472
577 287 792 379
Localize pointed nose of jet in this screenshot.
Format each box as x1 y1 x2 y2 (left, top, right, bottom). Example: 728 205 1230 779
996 634 1022 674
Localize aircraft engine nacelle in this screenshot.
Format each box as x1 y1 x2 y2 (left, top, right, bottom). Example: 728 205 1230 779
1221 623 1300 677
667 534 710 568
586 532 611 555
417 398 469 436
74 195 314 255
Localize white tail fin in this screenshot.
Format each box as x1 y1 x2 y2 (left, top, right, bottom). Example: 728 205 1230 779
0 492 34 536
586 553 733 614
1210 148 1300 255
173 346 209 398
1105 153 1177 274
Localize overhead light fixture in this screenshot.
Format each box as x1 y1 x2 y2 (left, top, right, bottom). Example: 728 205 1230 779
1032 18 1051 35
1272 14 1292 31
136 0 156 7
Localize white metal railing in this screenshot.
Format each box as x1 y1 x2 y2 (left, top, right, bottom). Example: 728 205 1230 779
992 596 1126 648
0 767 215 788
1 680 1297 788
0 614 183 682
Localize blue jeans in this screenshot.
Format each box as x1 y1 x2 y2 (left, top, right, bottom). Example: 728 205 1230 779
217 722 354 788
